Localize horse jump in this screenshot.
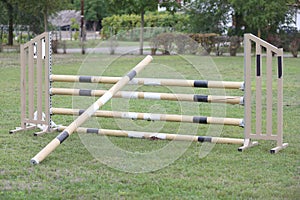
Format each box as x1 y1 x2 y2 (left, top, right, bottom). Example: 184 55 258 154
10 32 288 164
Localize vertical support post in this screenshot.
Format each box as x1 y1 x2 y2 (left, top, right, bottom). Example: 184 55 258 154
37 38 43 121
270 50 288 153
28 43 34 120
20 44 26 129
266 48 273 137
44 33 52 131
243 34 252 140
277 54 283 146
238 34 258 151
255 43 262 135
35 32 52 135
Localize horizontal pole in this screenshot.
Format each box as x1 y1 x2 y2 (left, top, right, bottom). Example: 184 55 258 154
30 55 153 165
51 108 244 127
50 74 244 90
57 126 245 145
50 88 244 105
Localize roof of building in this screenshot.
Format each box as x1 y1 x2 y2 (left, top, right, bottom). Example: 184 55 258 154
49 10 81 28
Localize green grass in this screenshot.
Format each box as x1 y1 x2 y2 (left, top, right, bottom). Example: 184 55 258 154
0 52 299 199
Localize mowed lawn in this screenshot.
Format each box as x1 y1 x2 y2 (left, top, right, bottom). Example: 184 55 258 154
0 51 299 199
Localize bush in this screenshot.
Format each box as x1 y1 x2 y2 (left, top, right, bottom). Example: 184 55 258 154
266 34 282 48
101 12 189 39
290 38 299 57
73 31 79 40
174 34 189 54
267 27 300 56
229 36 242 56
189 33 218 55
52 40 58 54
156 33 175 55
214 36 229 56
174 34 199 54
150 33 199 55
149 37 159 55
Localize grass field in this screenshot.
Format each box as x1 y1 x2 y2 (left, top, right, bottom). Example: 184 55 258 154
0 51 299 199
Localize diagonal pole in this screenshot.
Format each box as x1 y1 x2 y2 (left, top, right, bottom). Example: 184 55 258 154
31 55 153 164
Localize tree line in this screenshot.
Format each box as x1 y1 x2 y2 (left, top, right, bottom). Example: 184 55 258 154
0 0 299 46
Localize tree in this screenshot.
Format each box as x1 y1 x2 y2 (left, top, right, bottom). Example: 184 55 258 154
106 0 186 55
229 0 292 37
0 0 18 45
187 0 231 34
186 0 296 38
0 1 8 44
17 0 70 32
107 0 158 55
85 0 109 31
73 0 109 31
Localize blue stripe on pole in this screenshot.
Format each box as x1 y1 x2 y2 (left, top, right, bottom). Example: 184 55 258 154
86 128 99 134
194 80 208 88
256 54 261 77
56 131 69 143
127 70 137 80
79 76 92 82
79 89 92 96
278 56 282 78
198 136 212 143
193 95 208 102
193 116 207 124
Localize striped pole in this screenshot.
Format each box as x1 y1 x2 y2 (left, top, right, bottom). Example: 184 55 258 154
30 55 153 164
57 126 244 145
50 75 244 90
51 108 244 127
50 88 244 105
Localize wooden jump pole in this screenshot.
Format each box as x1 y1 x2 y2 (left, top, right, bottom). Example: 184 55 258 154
50 74 244 90
57 126 245 145
30 55 153 164
51 108 244 127
50 88 244 105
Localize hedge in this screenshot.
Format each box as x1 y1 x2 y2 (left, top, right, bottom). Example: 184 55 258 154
101 12 189 40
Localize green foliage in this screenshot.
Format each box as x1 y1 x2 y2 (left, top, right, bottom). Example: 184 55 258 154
228 0 291 37
107 0 158 15
0 1 9 24
187 0 231 34
15 0 70 32
73 0 109 22
187 0 297 38
70 18 80 30
85 0 109 20
105 0 165 54
101 12 189 38
73 31 79 41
